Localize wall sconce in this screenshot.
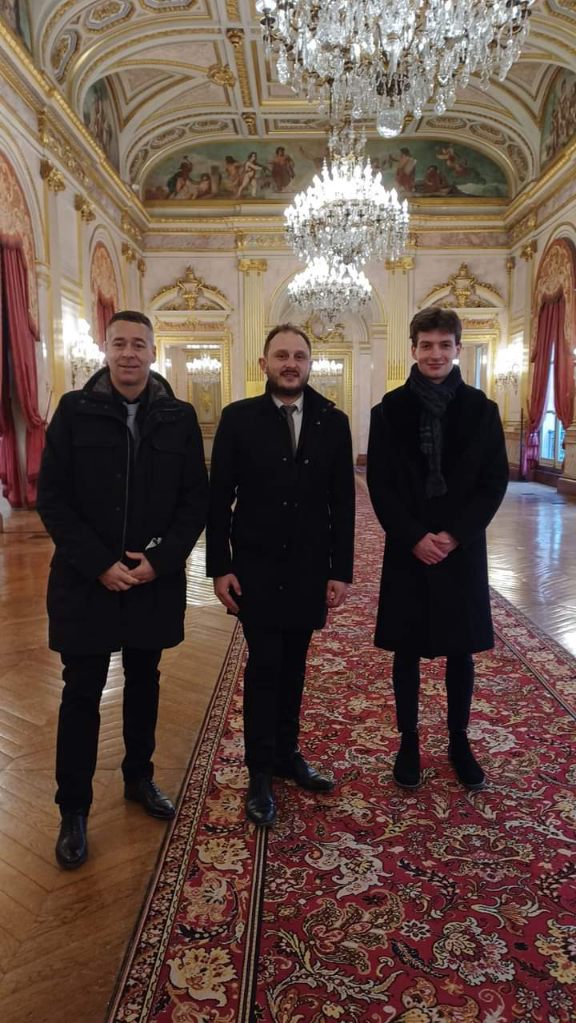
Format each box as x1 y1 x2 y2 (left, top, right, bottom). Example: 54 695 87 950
494 342 522 393
67 318 103 389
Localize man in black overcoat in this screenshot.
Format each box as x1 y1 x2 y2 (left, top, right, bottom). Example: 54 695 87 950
37 311 208 868
207 323 355 826
367 306 508 792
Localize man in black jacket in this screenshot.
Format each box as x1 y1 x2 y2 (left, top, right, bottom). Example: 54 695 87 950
207 323 355 826
37 311 208 868
367 307 508 793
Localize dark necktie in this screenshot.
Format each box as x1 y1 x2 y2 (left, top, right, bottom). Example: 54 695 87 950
281 403 297 455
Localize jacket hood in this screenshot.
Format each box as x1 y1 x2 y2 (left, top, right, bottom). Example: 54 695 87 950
83 367 176 402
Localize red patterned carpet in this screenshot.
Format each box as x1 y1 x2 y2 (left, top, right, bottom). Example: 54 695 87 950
108 480 576 1023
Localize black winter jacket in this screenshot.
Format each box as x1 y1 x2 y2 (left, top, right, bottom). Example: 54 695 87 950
37 369 208 653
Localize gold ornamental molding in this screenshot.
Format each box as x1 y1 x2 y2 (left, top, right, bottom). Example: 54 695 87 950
461 317 499 331
520 240 538 261
509 210 537 246
152 266 230 311
122 242 137 263
531 239 576 360
385 256 415 273
421 262 503 308
120 210 143 245
302 317 346 347
40 158 66 193
38 111 88 187
225 0 241 17
74 193 96 222
153 318 229 333
226 28 253 107
137 258 146 276
207 64 236 89
241 112 258 135
506 257 516 272
238 259 268 274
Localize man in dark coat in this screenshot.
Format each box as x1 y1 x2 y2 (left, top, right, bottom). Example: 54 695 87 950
207 323 355 826
37 311 208 869
367 306 508 792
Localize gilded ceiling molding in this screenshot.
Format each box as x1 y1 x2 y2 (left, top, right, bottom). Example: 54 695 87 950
509 210 537 246
207 64 236 89
520 240 538 261
122 242 137 262
226 29 254 108
40 159 66 193
225 0 241 17
242 112 258 135
74 194 96 222
151 266 230 310
421 263 503 308
85 2 136 32
121 210 144 244
51 29 78 82
38 111 88 187
531 238 576 358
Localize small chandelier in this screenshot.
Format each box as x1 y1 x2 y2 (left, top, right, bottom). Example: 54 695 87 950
311 357 344 386
285 143 409 265
68 318 103 389
289 257 371 324
186 353 221 385
257 0 534 137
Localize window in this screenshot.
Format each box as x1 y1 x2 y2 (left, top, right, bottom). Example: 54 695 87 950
539 352 565 468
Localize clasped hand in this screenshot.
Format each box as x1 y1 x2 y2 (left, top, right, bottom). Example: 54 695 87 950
412 531 458 566
98 552 157 591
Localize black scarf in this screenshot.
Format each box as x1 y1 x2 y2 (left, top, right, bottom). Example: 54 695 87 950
408 364 462 498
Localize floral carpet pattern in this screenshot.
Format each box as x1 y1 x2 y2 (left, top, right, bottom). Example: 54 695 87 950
108 482 576 1023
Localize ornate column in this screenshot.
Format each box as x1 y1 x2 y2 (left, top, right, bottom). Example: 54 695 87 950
238 258 267 397
384 256 414 391
40 159 67 399
121 242 139 307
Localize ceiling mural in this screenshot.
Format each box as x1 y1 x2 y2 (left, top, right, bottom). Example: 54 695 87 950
10 1 576 207
142 138 510 203
541 68 576 171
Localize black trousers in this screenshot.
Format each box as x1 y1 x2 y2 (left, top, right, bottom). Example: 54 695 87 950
56 647 162 814
241 625 313 773
392 651 475 733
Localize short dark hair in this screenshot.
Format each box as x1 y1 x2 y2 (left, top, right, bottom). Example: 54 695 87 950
264 323 311 355
107 310 154 335
409 306 462 346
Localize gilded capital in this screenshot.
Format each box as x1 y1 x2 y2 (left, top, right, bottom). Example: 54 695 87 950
208 64 236 89
520 240 537 261
74 193 95 222
122 242 137 263
40 159 65 193
137 258 146 276
238 259 267 274
226 28 244 47
242 112 257 135
385 256 415 273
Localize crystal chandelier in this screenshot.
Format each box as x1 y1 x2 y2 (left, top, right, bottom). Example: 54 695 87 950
289 257 371 323
311 356 344 386
67 318 103 389
285 146 409 265
186 353 221 385
256 0 534 137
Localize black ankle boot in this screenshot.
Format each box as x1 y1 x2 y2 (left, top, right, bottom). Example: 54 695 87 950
55 812 88 869
393 731 421 789
448 731 486 790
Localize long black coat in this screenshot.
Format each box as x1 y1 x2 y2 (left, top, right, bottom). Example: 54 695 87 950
37 369 208 654
367 380 508 657
206 385 355 630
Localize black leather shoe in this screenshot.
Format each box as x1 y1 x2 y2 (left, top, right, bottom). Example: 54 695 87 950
124 779 176 819
449 731 486 790
275 752 335 792
246 772 277 826
55 813 88 869
393 731 421 789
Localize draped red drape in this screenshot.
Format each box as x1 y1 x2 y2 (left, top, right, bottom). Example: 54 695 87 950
96 290 116 349
0 239 45 507
523 295 567 476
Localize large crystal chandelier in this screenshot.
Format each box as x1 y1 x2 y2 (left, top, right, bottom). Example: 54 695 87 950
256 0 534 137
288 257 371 323
285 148 409 265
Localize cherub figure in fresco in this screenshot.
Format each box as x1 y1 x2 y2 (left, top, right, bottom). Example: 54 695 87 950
222 154 243 193
436 145 485 184
422 164 451 195
166 156 193 198
269 146 295 192
0 0 18 32
235 151 266 198
389 146 417 193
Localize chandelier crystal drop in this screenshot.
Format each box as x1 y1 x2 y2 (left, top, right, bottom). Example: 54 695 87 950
256 0 534 136
284 151 409 266
288 257 371 324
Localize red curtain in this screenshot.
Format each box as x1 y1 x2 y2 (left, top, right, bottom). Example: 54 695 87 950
523 295 566 476
0 239 45 507
96 290 116 349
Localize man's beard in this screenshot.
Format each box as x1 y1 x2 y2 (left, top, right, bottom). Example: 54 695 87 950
267 370 310 397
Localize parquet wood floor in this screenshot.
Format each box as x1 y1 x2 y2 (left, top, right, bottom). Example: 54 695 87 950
0 480 574 1023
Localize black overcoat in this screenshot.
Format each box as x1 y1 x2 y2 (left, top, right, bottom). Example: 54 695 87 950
367 380 508 657
206 385 355 630
37 369 208 654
